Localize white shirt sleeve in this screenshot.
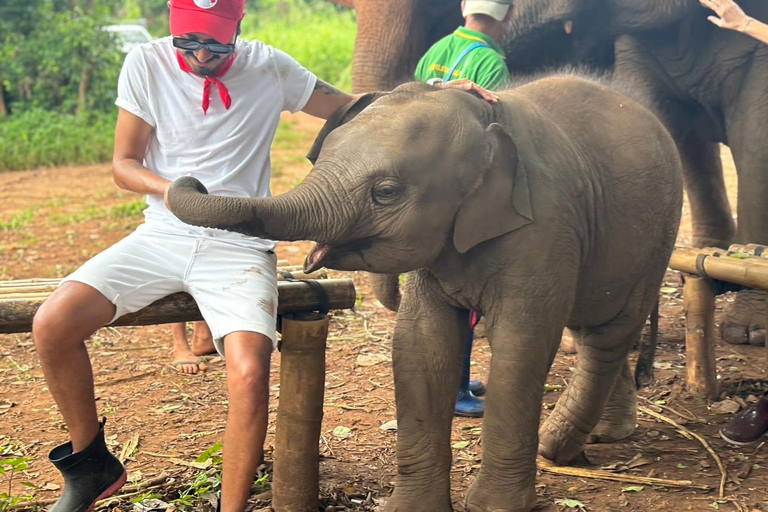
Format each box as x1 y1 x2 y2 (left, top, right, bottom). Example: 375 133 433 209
272 48 317 114
115 47 156 127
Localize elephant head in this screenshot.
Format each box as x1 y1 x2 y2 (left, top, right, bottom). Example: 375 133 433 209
168 84 533 275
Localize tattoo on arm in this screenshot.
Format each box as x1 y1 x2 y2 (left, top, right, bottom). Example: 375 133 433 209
314 80 342 96
128 160 146 170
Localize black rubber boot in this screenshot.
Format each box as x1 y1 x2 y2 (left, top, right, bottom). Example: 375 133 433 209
48 418 127 512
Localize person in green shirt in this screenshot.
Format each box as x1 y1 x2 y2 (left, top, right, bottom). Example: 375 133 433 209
414 0 513 91
414 0 513 418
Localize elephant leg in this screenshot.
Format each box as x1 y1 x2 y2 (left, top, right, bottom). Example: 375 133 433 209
677 131 735 249
586 358 637 444
719 103 768 346
538 312 644 465
384 272 467 512
465 313 565 512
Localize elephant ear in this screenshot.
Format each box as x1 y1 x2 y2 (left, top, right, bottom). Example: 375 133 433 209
306 91 388 165
453 123 533 254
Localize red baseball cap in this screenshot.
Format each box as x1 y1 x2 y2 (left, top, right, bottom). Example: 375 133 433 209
169 0 245 44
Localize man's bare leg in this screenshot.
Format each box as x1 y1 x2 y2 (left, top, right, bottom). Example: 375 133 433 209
191 321 216 356
220 331 272 512
170 322 207 374
33 282 116 451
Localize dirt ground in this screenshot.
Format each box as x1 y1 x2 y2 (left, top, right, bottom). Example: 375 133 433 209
1 112 767 512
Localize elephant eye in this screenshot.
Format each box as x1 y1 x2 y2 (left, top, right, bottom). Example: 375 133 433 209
372 181 403 205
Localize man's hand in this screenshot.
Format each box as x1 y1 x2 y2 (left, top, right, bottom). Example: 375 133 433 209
437 78 499 103
700 0 751 32
163 182 173 210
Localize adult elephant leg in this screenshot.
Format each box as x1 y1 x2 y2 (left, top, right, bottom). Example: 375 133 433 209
538 310 645 464
720 95 768 346
385 271 467 512
465 306 567 512
678 132 735 249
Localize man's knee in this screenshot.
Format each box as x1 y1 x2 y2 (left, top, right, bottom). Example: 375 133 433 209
225 333 273 399
33 283 115 352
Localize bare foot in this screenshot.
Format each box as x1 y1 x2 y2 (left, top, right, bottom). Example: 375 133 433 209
191 321 217 356
560 328 578 354
170 322 208 374
170 358 208 374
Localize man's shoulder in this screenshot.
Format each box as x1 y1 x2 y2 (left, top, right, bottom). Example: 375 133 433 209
123 37 173 67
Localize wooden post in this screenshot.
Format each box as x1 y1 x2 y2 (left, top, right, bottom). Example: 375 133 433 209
272 312 328 512
684 276 719 398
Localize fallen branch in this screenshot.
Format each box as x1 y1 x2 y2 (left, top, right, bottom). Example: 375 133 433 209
638 405 727 498
637 395 699 423
95 369 159 387
537 458 710 490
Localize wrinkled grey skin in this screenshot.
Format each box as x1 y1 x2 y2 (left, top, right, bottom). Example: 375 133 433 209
326 0 768 346
168 77 682 511
507 0 768 346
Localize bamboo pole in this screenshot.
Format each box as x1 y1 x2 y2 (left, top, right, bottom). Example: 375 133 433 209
0 279 354 334
684 276 719 398
670 247 768 290
0 269 326 296
272 312 328 512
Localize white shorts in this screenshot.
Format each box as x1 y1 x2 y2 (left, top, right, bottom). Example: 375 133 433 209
61 223 279 355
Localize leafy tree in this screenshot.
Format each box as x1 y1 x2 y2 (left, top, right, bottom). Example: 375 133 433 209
1 0 124 117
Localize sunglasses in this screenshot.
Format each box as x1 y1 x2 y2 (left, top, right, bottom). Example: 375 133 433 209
173 37 235 55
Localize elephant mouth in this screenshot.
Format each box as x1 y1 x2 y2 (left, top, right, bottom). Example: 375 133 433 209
304 243 331 273
304 238 377 273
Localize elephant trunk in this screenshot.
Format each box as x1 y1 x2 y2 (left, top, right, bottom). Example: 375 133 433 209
167 176 348 242
370 273 402 311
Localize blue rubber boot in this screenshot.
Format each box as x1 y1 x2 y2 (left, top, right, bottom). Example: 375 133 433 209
455 330 485 418
469 379 486 397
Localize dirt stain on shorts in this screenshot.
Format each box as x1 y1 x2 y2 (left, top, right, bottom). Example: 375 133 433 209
258 297 276 316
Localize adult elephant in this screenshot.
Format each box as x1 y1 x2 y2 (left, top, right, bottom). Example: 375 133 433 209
167 77 683 511
506 0 768 345
325 0 462 93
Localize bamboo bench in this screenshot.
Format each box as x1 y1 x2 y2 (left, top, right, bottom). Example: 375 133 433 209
669 244 768 398
0 265 357 512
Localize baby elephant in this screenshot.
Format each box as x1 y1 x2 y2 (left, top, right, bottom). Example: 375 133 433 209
168 76 683 512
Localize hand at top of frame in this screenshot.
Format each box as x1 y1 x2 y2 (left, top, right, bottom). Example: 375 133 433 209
700 0 751 32
438 79 499 103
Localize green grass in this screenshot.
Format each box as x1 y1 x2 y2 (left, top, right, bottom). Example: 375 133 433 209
0 109 116 172
242 1 355 92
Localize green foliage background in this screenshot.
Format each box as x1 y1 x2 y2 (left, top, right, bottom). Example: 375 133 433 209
0 0 355 171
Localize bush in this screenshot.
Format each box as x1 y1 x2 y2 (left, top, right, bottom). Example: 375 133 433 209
0 109 116 171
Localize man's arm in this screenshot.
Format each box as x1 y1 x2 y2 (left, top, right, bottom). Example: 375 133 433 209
301 80 360 120
112 108 173 206
301 78 499 121
700 0 768 44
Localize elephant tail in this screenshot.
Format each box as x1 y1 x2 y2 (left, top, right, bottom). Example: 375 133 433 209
634 300 659 388
370 273 402 312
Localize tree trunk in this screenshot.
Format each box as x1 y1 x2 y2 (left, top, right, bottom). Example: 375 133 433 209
0 82 7 120
76 66 91 118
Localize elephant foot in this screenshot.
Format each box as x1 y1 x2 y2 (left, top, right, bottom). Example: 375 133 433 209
465 480 536 512
721 289 767 346
587 377 637 444
537 410 588 465
383 494 452 512
559 328 578 354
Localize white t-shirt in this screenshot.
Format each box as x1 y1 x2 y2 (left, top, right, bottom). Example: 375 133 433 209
116 36 317 250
